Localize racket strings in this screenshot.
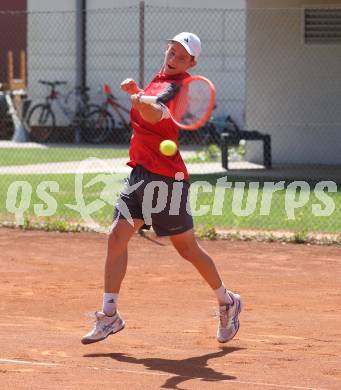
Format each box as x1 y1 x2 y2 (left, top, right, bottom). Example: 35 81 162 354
173 80 213 126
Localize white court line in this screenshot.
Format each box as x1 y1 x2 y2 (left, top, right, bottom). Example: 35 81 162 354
240 334 307 342
255 334 307 340
0 358 328 390
0 358 59 367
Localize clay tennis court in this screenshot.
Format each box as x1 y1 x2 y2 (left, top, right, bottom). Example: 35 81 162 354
0 228 340 390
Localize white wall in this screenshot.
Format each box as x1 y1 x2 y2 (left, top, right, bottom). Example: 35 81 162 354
27 0 247 126
27 0 78 124
85 6 140 112
245 0 341 164
28 0 77 11
87 0 244 9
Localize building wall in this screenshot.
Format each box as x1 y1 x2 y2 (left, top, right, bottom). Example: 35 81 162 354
0 0 27 83
27 0 246 126
245 0 341 164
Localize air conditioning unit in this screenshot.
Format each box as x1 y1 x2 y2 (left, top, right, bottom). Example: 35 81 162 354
304 7 341 44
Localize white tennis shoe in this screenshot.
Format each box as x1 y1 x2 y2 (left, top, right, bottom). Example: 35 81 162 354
81 311 125 345
217 292 242 343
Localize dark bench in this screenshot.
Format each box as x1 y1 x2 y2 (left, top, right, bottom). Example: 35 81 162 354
219 117 272 170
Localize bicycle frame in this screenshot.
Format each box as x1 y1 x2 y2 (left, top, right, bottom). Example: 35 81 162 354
102 84 130 129
44 85 88 124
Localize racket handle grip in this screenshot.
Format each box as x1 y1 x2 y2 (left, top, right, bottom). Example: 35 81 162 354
139 95 158 104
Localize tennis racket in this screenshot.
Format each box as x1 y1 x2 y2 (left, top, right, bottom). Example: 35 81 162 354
138 75 216 130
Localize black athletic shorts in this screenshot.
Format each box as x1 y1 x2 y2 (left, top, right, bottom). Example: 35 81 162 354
113 165 193 236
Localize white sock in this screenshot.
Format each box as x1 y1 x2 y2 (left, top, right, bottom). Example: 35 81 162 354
214 284 233 305
102 292 118 316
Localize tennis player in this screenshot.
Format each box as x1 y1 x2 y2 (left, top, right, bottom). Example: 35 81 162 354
81 32 242 345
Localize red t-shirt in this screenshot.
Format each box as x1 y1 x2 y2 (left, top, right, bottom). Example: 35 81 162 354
127 71 190 180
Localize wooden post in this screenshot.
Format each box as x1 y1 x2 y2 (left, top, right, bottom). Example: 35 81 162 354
7 51 14 87
20 50 26 87
5 50 26 91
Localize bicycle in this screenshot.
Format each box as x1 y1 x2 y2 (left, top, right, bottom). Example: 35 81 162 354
26 80 101 143
178 115 220 146
82 83 132 144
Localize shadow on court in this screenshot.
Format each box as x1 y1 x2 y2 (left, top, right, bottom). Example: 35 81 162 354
84 346 243 389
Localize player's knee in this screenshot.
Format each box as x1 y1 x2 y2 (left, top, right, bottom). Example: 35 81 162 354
107 228 128 252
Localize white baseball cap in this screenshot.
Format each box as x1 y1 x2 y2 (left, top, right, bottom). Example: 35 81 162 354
168 32 201 59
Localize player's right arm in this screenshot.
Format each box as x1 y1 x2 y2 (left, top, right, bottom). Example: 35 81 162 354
130 82 180 124
131 93 164 124
121 78 162 123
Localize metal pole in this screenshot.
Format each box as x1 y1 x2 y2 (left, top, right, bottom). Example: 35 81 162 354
75 0 87 143
76 0 87 89
139 1 145 88
81 0 87 91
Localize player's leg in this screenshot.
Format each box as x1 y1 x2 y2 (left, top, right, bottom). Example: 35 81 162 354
81 218 144 345
170 228 242 343
149 170 241 343
170 228 222 289
104 218 145 299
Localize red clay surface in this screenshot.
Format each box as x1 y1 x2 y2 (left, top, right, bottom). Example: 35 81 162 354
0 228 340 390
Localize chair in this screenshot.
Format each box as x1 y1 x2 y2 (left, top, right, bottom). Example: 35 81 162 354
219 116 272 170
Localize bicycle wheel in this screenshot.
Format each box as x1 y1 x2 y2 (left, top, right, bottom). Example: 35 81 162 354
85 103 103 113
82 109 114 144
26 104 55 142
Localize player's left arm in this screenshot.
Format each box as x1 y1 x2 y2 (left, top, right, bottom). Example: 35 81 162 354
120 78 143 95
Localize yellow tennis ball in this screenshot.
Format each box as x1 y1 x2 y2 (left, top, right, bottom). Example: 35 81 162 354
160 140 177 156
